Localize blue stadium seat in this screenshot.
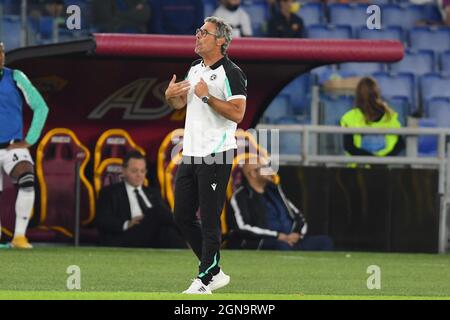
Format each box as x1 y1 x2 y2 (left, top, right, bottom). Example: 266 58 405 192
385 96 409 127
310 64 339 85
275 116 309 155
296 2 323 27
383 4 442 30
281 74 313 115
389 49 435 76
307 24 352 39
372 72 416 109
409 27 450 54
420 73 450 106
417 118 438 157
441 51 450 73
328 3 368 32
427 98 450 128
357 26 404 43
241 2 269 36
339 62 384 76
0 0 19 14
262 94 291 123
320 95 354 126
1 15 21 50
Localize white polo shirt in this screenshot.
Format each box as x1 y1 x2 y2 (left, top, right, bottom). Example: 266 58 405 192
183 56 247 157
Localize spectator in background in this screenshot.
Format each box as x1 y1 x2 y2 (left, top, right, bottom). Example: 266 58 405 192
340 77 404 159
267 0 305 38
92 0 151 33
213 0 253 37
227 156 334 251
95 151 186 248
441 0 450 26
29 0 66 27
149 0 204 35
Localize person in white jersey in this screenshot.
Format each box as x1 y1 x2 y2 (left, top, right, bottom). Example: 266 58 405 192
165 16 247 294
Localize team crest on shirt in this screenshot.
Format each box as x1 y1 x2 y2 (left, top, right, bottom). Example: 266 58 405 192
210 74 217 81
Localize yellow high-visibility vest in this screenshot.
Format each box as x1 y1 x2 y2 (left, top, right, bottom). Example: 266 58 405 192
340 107 401 156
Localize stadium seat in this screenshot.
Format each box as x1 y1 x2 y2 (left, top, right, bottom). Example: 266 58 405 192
310 64 339 85
0 0 19 14
35 128 96 241
0 175 17 241
339 62 384 76
296 2 323 27
318 95 353 155
357 26 404 43
320 95 353 126
275 116 303 155
1 15 21 50
420 73 450 106
441 51 450 73
372 72 416 109
417 118 438 157
383 4 441 30
409 27 450 54
307 24 352 39
157 128 184 199
389 49 435 76
280 73 312 115
94 129 146 172
241 2 269 36
328 3 368 32
94 158 124 198
427 97 450 128
262 94 291 123
385 96 410 127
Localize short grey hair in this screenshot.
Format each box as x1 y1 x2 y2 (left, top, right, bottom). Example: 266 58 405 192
205 16 233 55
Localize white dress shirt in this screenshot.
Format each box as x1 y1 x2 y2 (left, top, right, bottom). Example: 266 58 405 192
123 182 152 230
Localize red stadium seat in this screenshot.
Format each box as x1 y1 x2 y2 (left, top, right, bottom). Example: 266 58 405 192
94 129 147 197
157 128 184 199
94 158 124 196
0 175 16 241
94 129 146 172
35 128 96 242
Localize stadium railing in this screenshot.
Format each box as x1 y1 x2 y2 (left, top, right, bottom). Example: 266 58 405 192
256 124 450 253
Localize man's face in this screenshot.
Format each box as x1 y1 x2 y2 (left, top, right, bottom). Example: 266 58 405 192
244 158 275 186
195 22 220 56
224 0 241 9
123 158 147 188
0 43 5 70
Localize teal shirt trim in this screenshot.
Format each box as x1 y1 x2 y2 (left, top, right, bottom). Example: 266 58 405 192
212 133 227 154
224 77 232 98
13 70 49 145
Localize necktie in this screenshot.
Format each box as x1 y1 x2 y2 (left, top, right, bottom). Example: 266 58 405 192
134 188 149 215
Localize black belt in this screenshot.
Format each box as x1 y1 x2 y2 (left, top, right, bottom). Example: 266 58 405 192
0 140 19 149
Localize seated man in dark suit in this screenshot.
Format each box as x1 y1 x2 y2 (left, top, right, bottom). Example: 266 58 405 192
96 151 186 248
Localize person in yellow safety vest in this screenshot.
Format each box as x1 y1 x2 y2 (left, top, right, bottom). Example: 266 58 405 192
340 77 405 162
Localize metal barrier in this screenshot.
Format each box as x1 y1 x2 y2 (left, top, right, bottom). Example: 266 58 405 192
256 124 450 253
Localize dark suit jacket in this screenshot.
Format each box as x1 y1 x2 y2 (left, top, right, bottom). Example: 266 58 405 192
95 182 174 245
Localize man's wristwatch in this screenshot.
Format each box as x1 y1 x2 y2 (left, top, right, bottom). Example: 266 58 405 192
201 95 210 104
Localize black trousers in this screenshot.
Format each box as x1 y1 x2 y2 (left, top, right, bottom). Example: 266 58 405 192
174 150 233 283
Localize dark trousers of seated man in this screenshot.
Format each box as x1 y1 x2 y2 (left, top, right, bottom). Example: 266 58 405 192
110 211 187 249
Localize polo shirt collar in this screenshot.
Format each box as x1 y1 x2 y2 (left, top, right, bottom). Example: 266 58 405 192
202 55 227 70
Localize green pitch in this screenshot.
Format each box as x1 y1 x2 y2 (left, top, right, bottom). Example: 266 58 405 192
0 247 449 300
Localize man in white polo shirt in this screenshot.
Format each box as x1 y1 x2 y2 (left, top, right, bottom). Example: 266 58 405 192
165 16 247 294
